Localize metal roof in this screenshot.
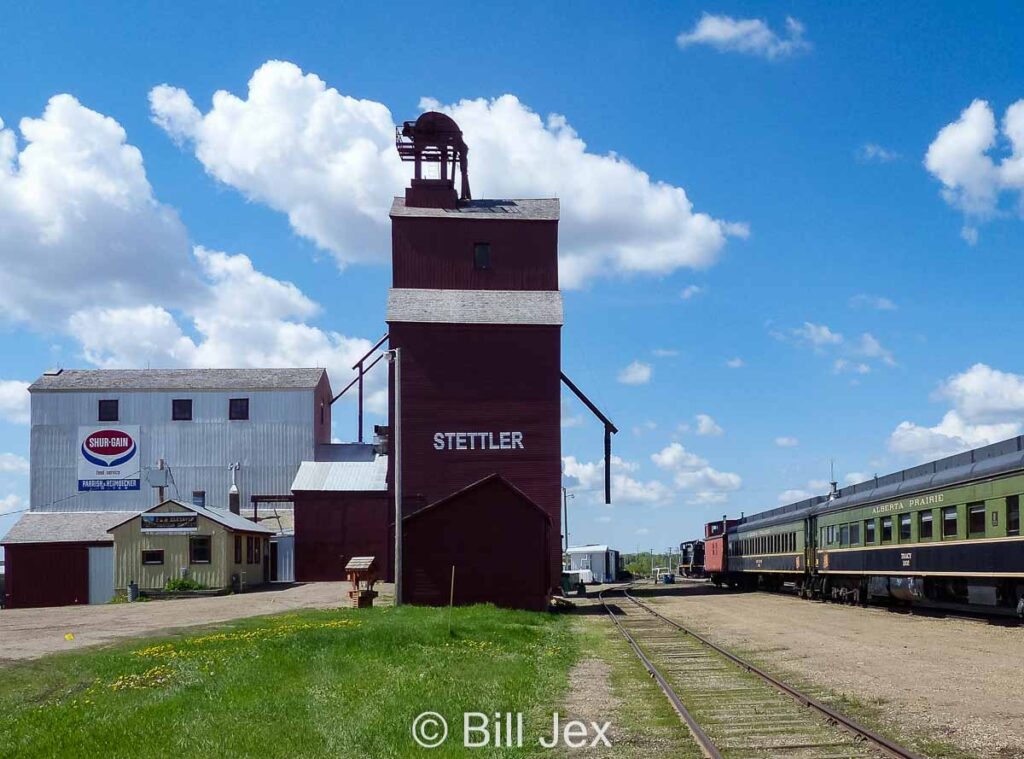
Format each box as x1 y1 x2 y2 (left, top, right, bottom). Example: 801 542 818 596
1 511 138 544
29 368 327 393
390 197 559 221
566 544 611 554
106 500 276 534
290 457 389 492
387 289 564 326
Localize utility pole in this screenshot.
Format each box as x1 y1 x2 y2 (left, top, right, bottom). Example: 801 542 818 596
387 348 403 606
561 487 575 553
156 458 166 504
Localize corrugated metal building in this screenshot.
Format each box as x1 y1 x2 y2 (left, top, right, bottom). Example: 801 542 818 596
566 545 621 584
3 367 330 607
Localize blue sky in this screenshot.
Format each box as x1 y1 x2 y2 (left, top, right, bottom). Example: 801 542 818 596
3 2 1024 555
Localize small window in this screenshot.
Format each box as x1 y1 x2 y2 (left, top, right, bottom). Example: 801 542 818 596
234 535 242 564
942 506 958 538
968 502 986 536
474 242 491 270
1009 495 1020 536
255 537 262 565
865 519 876 543
189 535 211 564
320 401 325 425
229 398 249 420
919 511 934 540
881 516 893 542
141 549 164 565
98 399 119 422
246 535 254 564
899 514 912 541
849 523 860 545
839 524 850 546
192 490 206 509
172 399 193 421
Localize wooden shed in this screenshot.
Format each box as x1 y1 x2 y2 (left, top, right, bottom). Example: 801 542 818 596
402 474 553 611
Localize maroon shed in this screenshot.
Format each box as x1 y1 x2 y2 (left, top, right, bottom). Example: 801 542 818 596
402 474 552 611
1 511 135 608
292 451 391 582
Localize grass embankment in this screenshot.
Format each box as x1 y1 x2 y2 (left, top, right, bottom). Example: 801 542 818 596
0 605 577 758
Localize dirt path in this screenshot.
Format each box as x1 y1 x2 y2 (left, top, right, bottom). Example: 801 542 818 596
0 582 376 661
646 584 1024 758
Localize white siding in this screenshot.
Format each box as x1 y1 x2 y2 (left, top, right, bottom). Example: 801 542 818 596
31 389 316 512
88 546 114 604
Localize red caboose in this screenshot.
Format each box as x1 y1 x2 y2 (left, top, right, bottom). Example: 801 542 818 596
704 518 740 583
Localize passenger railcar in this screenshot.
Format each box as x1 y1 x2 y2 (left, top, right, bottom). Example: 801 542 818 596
703 436 1024 617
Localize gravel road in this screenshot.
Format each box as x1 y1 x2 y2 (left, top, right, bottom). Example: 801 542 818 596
647 584 1023 758
0 582 380 661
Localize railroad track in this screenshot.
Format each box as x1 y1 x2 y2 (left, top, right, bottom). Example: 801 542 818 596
598 586 924 759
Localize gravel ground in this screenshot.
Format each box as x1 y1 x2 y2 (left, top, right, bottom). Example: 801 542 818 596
0 582 377 661
646 583 1024 758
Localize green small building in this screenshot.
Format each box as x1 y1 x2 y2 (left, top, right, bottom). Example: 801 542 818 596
108 500 276 593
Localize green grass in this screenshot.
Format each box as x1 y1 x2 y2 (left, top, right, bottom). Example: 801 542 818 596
0 605 579 758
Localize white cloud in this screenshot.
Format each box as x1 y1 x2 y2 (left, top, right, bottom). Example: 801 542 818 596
0 494 26 515
562 455 673 505
677 14 811 60
635 527 650 536
858 143 900 163
855 333 896 366
725 357 745 368
651 442 741 504
0 381 30 424
0 95 195 326
0 453 29 473
618 361 652 385
777 488 813 504
680 284 703 300
652 348 679 357
151 61 748 288
888 363 1024 461
560 396 585 429
791 322 843 347
833 359 871 375
595 515 612 524
632 420 658 436
774 436 799 447
67 247 382 412
844 472 869 485
848 293 896 311
924 98 1024 238
695 413 723 436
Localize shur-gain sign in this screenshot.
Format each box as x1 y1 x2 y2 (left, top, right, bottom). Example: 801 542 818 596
433 431 525 451
77 426 141 491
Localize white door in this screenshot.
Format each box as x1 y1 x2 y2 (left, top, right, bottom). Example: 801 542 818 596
88 546 115 604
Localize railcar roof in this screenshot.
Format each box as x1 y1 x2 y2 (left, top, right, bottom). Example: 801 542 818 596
731 435 1024 529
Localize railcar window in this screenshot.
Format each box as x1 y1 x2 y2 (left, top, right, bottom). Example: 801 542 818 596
827 525 835 544
881 516 893 542
849 523 860 545
919 511 934 540
899 514 912 541
968 502 986 536
942 506 958 538
1009 495 1020 536
865 519 876 543
839 524 850 546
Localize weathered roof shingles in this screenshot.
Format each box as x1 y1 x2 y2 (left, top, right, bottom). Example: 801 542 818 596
29 368 327 392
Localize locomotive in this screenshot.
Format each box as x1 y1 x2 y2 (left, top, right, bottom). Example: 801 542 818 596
677 539 705 578
702 436 1024 617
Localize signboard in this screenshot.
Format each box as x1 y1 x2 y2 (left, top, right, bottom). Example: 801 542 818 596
78 426 141 492
141 512 198 532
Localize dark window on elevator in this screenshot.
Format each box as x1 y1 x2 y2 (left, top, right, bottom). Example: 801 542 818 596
172 399 193 421
229 398 249 420
474 242 491 270
98 399 119 422
192 490 206 509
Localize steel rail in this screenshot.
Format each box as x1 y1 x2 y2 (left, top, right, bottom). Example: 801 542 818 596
622 588 925 759
597 587 724 759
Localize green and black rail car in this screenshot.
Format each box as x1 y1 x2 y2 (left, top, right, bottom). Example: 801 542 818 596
705 436 1024 617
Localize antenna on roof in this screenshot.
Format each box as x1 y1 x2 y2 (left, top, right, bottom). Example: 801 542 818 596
828 458 838 500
